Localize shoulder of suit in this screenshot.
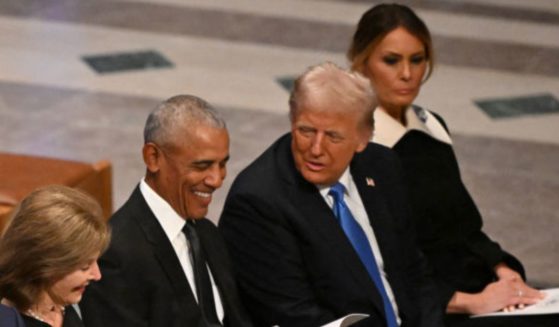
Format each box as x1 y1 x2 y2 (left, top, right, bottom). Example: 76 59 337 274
106 188 155 241
109 195 143 227
102 205 152 260
362 142 399 161
231 133 291 191
352 143 401 178
0 303 20 317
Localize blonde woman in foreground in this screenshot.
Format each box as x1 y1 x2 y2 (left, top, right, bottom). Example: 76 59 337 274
0 185 110 327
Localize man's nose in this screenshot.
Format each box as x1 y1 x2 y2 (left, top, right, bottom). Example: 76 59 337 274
310 133 324 156
205 165 225 188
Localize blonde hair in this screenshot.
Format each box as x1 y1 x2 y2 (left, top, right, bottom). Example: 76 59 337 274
0 185 111 311
289 61 376 133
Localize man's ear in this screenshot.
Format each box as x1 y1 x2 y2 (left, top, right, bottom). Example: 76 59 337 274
143 143 161 173
355 128 372 153
356 140 368 153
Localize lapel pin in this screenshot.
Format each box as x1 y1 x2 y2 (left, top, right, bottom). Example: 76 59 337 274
366 177 375 187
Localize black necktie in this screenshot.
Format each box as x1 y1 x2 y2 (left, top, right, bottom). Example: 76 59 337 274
182 220 221 326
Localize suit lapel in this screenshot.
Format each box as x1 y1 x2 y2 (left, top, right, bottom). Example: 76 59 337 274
351 157 398 274
353 149 411 311
351 156 409 325
130 188 197 302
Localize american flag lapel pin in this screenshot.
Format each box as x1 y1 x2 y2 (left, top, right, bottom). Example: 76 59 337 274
366 177 375 187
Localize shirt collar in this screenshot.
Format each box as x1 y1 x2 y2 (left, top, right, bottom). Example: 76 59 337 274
140 178 186 242
371 106 452 148
317 167 352 198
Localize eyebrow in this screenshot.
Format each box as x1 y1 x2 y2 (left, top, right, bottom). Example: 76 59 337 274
382 50 425 56
295 121 314 128
382 51 402 56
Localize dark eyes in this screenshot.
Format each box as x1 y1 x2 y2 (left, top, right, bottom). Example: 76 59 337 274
382 55 425 65
411 55 426 64
383 56 399 65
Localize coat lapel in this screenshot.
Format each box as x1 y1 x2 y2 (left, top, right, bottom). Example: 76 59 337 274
350 150 409 319
130 188 197 301
350 155 398 275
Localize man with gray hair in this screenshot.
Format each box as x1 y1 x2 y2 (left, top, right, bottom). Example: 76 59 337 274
81 95 252 327
220 63 444 327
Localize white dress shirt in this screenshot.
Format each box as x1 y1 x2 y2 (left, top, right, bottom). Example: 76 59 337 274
318 169 401 325
139 179 224 321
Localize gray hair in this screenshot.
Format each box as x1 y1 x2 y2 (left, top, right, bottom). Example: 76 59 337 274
144 95 226 147
289 62 376 132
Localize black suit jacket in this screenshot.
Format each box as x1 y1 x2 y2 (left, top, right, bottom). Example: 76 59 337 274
80 187 252 327
219 134 444 327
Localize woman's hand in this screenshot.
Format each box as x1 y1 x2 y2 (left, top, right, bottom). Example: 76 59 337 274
475 279 540 314
447 278 544 315
494 263 545 312
494 263 521 281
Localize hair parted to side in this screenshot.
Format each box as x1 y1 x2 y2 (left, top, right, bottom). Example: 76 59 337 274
0 185 111 311
289 61 377 132
347 3 434 81
144 94 226 148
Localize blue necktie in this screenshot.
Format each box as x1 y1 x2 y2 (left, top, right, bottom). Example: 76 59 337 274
329 182 398 327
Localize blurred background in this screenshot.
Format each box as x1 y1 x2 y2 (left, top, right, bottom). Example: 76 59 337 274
0 0 558 286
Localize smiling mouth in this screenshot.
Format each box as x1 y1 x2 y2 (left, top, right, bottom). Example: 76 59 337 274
193 191 212 198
